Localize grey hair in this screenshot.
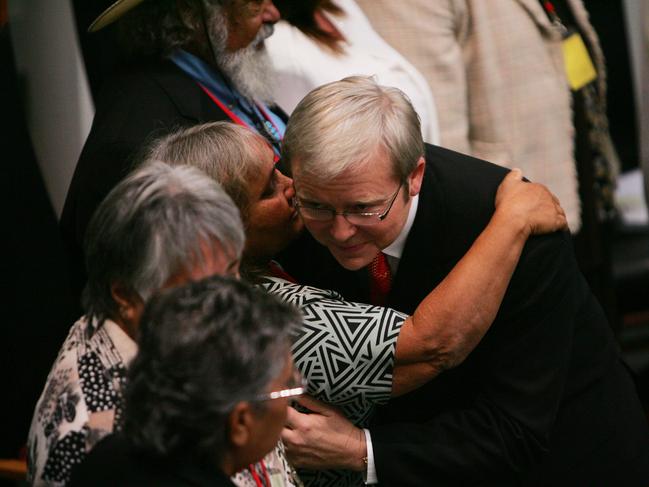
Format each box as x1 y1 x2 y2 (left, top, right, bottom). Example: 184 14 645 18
283 75 424 183
124 275 301 462
144 122 269 221
82 161 245 324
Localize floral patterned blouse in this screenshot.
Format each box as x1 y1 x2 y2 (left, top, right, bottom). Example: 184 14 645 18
27 317 136 486
26 316 300 487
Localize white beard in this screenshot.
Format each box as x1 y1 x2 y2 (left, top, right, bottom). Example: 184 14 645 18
208 14 276 104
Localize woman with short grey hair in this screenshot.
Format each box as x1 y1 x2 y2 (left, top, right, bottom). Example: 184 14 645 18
69 275 304 486
27 162 244 487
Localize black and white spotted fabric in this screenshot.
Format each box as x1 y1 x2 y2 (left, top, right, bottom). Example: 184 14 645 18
27 318 300 487
27 317 137 487
260 277 407 486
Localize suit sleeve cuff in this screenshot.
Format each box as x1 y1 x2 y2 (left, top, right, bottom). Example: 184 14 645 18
363 428 378 484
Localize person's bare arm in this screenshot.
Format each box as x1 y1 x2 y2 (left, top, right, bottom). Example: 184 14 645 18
391 169 566 396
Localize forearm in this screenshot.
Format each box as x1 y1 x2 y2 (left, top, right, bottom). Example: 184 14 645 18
392 209 528 394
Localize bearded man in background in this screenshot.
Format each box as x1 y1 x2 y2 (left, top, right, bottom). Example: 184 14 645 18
60 0 284 307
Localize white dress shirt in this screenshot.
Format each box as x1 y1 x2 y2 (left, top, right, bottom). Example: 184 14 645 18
364 193 419 483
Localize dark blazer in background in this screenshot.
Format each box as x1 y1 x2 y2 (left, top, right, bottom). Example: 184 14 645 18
71 0 124 102
59 60 232 310
281 144 649 486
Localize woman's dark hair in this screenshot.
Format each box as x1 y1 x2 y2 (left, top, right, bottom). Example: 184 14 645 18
274 0 344 53
122 275 300 464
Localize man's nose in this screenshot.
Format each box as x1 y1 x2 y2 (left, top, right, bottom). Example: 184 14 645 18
263 0 281 23
329 214 357 242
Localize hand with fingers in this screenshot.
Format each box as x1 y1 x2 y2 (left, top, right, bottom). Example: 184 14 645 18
281 395 367 472
495 168 568 237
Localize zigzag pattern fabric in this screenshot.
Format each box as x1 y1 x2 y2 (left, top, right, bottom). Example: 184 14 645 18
259 277 407 486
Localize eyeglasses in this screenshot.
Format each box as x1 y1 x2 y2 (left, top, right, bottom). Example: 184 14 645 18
294 184 402 226
254 368 308 402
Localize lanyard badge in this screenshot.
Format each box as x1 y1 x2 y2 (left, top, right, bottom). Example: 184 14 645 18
541 0 597 91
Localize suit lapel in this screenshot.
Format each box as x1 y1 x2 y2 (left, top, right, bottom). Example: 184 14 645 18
388 145 448 315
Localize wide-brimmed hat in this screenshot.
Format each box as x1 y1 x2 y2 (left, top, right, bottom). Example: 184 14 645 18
88 0 145 32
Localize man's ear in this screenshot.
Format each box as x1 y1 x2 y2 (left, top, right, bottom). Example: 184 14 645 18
228 402 254 448
407 156 426 197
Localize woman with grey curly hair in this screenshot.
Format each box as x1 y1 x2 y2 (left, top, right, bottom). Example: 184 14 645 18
69 275 304 486
27 162 244 487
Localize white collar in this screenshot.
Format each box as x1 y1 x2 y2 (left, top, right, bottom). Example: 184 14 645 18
103 318 139 365
383 194 419 262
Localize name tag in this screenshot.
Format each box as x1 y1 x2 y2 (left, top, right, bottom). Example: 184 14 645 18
562 32 597 91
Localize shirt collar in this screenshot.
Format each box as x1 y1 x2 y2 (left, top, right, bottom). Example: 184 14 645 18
383 194 419 261
88 316 139 365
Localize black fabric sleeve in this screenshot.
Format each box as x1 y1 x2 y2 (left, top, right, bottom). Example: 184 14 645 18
370 232 585 486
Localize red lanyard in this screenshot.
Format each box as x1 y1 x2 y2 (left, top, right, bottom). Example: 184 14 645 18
199 82 247 126
198 82 282 163
541 0 557 16
540 0 567 33
248 460 271 487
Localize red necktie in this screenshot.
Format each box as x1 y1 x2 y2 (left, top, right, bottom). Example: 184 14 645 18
369 252 392 306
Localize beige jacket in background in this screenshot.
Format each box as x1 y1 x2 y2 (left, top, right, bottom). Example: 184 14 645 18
357 0 619 232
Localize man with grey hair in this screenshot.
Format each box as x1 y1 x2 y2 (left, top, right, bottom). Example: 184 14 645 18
28 161 244 486
279 76 649 486
60 0 284 307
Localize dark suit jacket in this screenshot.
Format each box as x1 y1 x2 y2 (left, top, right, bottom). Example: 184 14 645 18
281 144 649 486
68 434 235 487
59 59 287 308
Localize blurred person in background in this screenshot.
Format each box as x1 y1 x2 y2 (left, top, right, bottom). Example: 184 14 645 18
60 0 284 311
356 0 622 327
265 0 439 143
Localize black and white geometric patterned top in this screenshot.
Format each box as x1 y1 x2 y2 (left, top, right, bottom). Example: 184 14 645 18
260 277 407 486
